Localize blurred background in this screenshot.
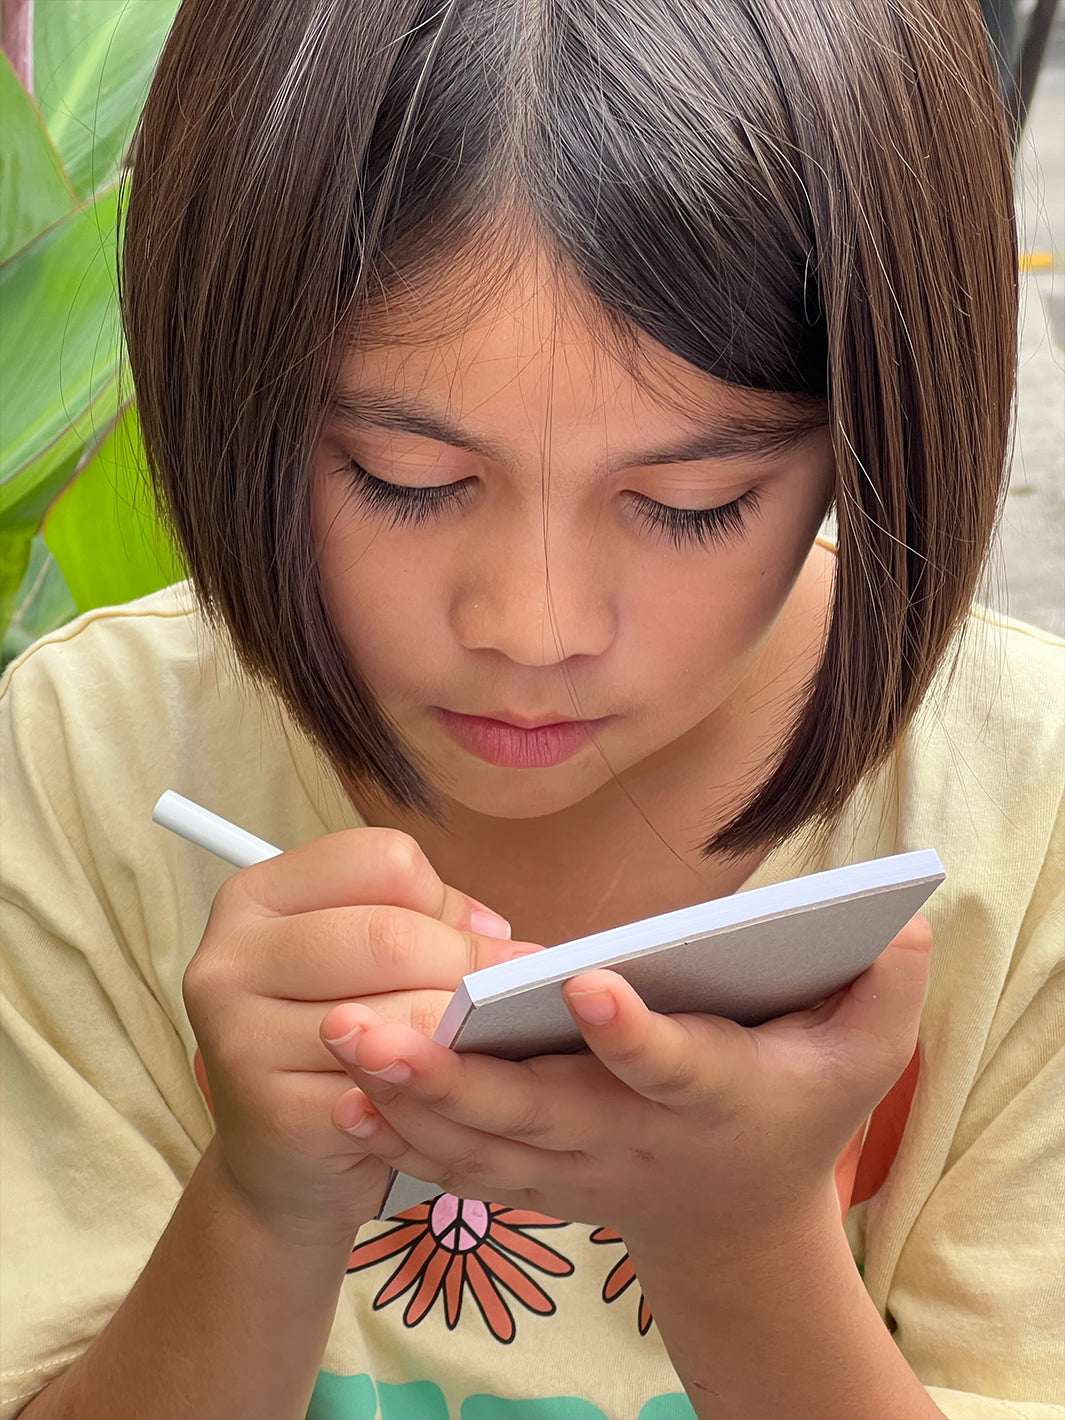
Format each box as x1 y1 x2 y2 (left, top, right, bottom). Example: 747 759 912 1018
985 1 1065 636
0 0 1062 672
1 0 182 669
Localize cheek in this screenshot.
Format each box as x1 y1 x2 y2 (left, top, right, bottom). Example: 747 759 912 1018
630 517 820 708
638 542 798 655
312 481 427 668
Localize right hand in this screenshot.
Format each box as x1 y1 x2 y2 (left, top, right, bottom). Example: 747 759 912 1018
182 829 526 1246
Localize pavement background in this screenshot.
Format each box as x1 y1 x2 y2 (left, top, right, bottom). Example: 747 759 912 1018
983 9 1065 637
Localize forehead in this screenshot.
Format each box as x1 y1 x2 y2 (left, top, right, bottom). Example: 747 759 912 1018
342 241 800 441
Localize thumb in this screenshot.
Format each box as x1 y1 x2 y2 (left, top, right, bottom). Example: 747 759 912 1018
826 913 933 1092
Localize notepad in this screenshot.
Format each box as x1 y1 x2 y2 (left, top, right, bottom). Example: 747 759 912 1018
377 848 944 1216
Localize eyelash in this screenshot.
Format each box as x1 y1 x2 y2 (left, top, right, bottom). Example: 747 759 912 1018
342 460 758 548
342 462 474 526
629 489 759 549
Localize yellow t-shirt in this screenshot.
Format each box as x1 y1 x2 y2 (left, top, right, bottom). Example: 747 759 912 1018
1 586 1062 1420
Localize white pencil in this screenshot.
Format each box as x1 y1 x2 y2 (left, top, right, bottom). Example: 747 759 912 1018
152 790 281 868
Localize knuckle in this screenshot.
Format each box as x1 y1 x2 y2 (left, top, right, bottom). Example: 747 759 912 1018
439 1146 492 1190
365 904 418 970
603 1034 647 1071
182 944 228 1020
508 1096 551 1142
660 1058 699 1095
182 918 255 1010
374 829 428 888
205 870 249 926
408 993 448 1040
422 1076 466 1114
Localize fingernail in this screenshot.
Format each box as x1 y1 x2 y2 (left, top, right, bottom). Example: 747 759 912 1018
344 1113 380 1139
568 989 617 1025
491 941 543 963
470 908 512 940
363 1059 413 1085
336 1098 379 1138
322 1021 366 1048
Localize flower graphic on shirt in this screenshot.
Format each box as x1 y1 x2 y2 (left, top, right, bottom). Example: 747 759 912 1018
346 1195 575 1343
590 1227 653 1336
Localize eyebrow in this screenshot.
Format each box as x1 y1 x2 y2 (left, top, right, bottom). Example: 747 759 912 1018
326 389 824 470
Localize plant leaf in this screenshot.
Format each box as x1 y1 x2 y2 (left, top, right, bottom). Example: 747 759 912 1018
0 523 34 638
33 0 180 202
0 186 125 509
0 51 75 264
1 535 77 671
43 402 185 613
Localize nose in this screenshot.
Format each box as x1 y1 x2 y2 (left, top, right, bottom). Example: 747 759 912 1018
450 522 617 667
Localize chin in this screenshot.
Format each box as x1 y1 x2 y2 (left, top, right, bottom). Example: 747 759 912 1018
439 766 618 821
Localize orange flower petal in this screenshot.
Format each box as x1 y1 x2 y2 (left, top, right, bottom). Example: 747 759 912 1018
465 1253 516 1343
375 1232 438 1307
404 1243 452 1327
444 1254 465 1329
477 1243 555 1314
492 1207 566 1228
490 1223 574 1276
590 1226 622 1244
348 1220 429 1273
603 1255 636 1302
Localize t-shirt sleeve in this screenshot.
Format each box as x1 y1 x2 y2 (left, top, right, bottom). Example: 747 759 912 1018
0 629 214 1417
891 794 1065 1419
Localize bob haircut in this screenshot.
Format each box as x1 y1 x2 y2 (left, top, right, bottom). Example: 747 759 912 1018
120 0 1016 857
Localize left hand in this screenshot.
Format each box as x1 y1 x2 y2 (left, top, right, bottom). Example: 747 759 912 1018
320 914 932 1253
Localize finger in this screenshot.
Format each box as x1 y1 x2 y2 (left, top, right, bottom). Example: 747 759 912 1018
818 913 932 1087
321 1011 613 1149
204 1062 383 1169
562 969 746 1106
216 988 458 1074
330 1075 549 1205
332 1085 410 1150
228 905 539 1000
216 827 511 938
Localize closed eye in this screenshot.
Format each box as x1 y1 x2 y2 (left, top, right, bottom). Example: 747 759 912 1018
342 460 474 526
628 489 760 548
342 457 759 549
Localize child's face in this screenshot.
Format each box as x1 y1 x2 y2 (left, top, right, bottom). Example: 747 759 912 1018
312 245 833 821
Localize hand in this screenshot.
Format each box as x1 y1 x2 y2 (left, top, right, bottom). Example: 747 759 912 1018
182 829 529 1246
320 915 932 1255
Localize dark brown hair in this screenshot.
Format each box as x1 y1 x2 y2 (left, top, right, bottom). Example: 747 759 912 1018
120 0 1017 855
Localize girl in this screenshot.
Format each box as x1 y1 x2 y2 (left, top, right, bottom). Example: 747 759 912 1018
1 0 1061 1417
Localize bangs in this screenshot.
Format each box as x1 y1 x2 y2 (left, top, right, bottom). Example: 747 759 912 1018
340 0 827 397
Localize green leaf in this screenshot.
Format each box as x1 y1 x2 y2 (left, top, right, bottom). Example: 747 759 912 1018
43 402 185 613
0 186 125 513
0 381 122 534
0 51 75 263
34 0 180 202
0 523 34 638
1 536 77 671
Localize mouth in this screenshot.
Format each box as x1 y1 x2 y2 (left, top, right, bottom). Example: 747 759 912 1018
431 708 612 769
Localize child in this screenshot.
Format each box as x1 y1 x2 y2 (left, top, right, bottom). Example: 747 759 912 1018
1 0 1061 1416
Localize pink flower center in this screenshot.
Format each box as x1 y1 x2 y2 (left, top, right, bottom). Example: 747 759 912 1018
429 1194 491 1253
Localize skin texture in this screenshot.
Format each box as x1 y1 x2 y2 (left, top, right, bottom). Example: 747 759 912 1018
312 246 836 942
21 250 944 1419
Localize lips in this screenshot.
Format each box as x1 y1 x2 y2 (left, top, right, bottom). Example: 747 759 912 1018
431 708 610 769
481 711 585 730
